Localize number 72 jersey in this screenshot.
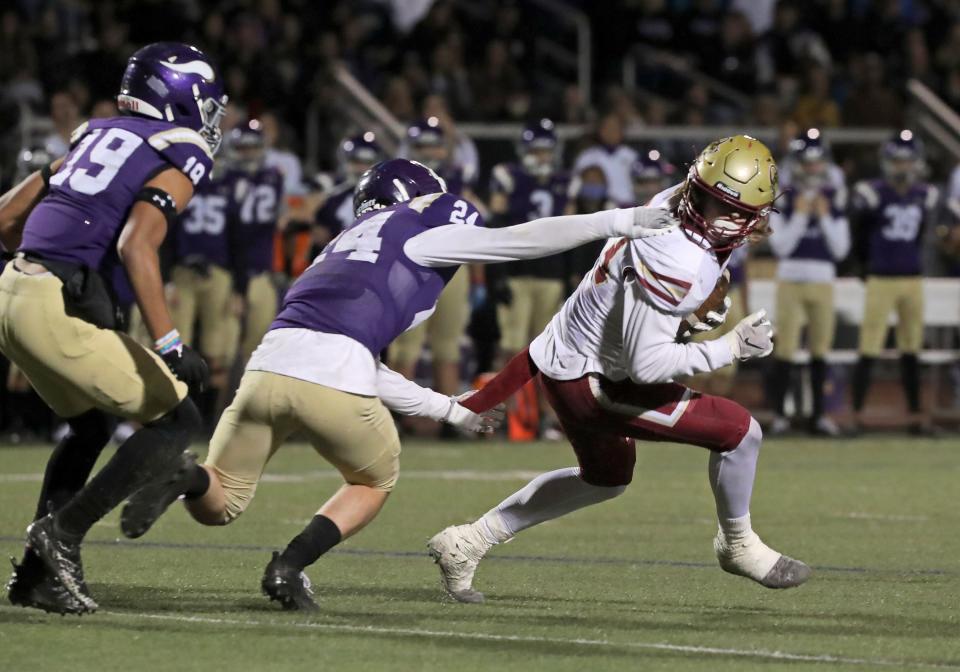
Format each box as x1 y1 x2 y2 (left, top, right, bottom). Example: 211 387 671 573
271 192 481 356
20 115 214 271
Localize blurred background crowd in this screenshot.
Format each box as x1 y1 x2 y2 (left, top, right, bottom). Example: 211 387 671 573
3 0 960 442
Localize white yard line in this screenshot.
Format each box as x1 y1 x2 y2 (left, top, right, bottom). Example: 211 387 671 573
91 610 959 670
837 512 929 522
0 469 545 484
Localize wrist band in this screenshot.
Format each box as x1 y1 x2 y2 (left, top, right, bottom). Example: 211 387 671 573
154 329 182 355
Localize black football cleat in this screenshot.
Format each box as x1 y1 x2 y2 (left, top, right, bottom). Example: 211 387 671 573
261 552 319 611
25 516 98 612
8 551 91 615
121 451 199 539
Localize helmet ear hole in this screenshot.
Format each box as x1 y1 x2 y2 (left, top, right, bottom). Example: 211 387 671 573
175 103 191 117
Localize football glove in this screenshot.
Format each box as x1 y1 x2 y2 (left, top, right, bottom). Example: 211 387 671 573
443 392 506 433
160 343 210 395
723 310 774 361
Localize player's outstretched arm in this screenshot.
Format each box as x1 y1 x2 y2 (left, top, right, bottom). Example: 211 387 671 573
0 158 64 252
404 206 677 267
376 362 504 433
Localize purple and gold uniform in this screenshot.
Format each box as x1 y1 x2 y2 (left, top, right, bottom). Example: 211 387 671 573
169 171 238 363
489 162 572 352
853 178 938 356
1 115 213 420
225 164 284 362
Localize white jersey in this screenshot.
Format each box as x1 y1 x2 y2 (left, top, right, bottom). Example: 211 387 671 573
530 185 735 384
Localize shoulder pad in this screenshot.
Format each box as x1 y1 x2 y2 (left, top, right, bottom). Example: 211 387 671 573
491 164 515 193
148 127 213 186
625 230 711 316
853 181 880 209
69 122 90 147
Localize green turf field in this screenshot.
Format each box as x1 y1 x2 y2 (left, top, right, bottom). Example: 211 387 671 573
0 437 958 671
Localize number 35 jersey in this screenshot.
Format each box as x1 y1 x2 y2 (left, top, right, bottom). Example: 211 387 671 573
20 115 214 271
852 178 938 276
271 192 483 357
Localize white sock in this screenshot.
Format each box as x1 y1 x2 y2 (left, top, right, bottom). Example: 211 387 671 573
717 513 753 544
708 417 762 521
478 467 625 543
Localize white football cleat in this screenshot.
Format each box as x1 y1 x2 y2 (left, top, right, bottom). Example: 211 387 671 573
714 528 811 589
427 524 492 603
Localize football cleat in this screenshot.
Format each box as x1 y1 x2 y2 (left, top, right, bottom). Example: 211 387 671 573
7 551 92 615
121 451 199 539
261 552 319 611
25 516 98 612
427 524 492 603
714 528 811 589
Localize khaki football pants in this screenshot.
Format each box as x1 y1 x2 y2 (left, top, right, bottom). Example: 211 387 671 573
497 277 565 353
0 264 186 421
391 267 469 366
205 370 402 523
858 276 924 356
170 265 236 362
774 281 836 360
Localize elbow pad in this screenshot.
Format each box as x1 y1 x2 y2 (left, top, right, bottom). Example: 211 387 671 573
135 187 178 226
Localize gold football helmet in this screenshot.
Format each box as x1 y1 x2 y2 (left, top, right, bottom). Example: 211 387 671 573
678 135 778 250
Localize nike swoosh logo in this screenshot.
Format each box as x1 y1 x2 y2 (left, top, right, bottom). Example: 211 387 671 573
744 337 763 350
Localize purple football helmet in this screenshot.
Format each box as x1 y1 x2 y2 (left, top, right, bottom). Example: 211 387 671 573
407 117 447 170
227 119 265 173
790 129 831 189
519 118 558 177
338 132 384 181
630 150 673 205
881 130 924 184
117 42 227 154
353 159 447 217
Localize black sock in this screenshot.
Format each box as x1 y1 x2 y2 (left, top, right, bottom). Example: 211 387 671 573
279 515 342 571
769 358 793 416
54 399 201 540
34 410 113 520
184 465 211 499
900 353 921 413
810 358 828 420
852 356 875 412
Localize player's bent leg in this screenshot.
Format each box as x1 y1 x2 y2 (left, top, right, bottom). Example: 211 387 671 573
710 418 811 589
429 432 630 604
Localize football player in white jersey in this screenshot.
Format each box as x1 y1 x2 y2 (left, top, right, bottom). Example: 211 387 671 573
428 136 812 603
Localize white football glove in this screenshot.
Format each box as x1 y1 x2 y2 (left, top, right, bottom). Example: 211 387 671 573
442 392 506 434
687 295 732 335
616 207 679 239
723 310 775 361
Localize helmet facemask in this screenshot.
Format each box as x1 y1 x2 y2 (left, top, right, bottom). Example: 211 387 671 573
198 89 228 154
678 170 774 251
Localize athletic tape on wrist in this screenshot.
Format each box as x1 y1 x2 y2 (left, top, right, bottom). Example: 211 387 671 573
154 329 182 355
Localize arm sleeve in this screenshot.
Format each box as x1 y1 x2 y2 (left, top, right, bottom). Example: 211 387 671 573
621 275 734 383
767 210 808 258
376 362 451 421
403 207 633 267
820 213 851 261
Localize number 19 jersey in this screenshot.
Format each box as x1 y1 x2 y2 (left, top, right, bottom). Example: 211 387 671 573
20 116 214 271
271 192 481 356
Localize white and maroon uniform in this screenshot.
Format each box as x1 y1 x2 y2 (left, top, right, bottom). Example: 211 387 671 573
527 186 752 486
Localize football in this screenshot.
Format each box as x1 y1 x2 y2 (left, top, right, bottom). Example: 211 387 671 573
675 269 731 341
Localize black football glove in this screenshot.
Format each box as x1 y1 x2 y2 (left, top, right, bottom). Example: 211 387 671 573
160 343 209 395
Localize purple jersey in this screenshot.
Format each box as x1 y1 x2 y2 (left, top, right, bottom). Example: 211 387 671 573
490 162 571 279
20 116 213 271
174 171 233 268
225 166 284 275
854 179 938 276
271 192 483 356
782 187 846 263
314 181 355 237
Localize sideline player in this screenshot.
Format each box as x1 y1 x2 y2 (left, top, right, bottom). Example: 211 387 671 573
428 136 812 602
850 131 938 434
0 42 225 614
119 158 677 610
